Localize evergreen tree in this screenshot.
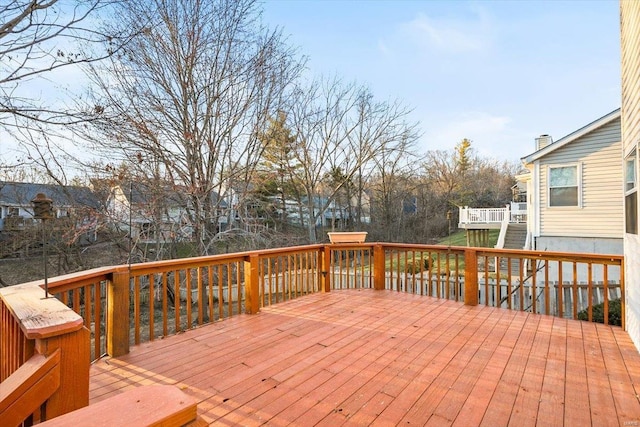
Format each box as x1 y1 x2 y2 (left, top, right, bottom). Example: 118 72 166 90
255 111 303 227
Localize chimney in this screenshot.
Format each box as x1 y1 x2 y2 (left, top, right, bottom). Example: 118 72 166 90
535 134 553 150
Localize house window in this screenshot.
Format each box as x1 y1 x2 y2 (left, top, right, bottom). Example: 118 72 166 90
626 149 638 234
626 155 636 192
548 165 580 207
140 222 152 239
7 207 19 217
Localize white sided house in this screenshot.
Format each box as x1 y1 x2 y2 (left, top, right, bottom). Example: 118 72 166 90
520 108 623 256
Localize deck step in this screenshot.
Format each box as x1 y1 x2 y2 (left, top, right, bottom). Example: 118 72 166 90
502 223 527 250
40 385 197 427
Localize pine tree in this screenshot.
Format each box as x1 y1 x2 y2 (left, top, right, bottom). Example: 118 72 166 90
255 112 303 227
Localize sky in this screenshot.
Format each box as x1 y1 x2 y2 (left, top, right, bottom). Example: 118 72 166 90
261 0 621 164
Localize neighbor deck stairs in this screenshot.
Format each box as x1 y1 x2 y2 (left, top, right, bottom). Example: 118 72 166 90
497 223 528 273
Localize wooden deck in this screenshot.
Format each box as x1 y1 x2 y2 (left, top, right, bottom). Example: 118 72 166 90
89 289 640 426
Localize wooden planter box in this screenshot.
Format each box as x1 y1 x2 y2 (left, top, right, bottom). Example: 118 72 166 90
327 232 367 244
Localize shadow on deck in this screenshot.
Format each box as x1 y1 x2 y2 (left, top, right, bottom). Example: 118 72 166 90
89 289 640 425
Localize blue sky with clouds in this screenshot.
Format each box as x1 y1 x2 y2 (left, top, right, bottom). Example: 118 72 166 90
262 0 621 163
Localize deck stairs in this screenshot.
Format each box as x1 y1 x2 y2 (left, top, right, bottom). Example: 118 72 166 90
497 223 528 273
503 223 527 250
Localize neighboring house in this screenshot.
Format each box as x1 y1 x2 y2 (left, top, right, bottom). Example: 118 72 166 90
458 110 623 256
302 194 371 229
519 108 623 255
107 182 233 243
0 181 101 240
457 109 623 283
107 183 193 243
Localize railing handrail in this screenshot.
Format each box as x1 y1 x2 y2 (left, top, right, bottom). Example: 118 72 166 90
475 247 623 265
495 216 509 249
12 242 624 295
24 245 329 292
0 284 84 339
459 206 531 224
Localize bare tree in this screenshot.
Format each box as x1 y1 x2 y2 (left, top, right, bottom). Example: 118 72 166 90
0 0 136 180
347 90 420 230
368 141 419 242
80 0 303 254
417 142 517 239
287 78 419 242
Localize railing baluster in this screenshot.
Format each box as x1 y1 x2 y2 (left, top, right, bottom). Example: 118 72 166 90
454 253 460 302
237 262 242 315
174 270 180 333
558 262 563 318
197 267 203 326
604 265 609 325
257 258 264 307
94 281 102 359
518 257 525 311
267 258 273 304
149 274 155 341
506 258 512 309
73 288 81 314
572 262 578 320
226 263 232 317
162 273 168 336
217 264 223 319
531 260 537 314
544 261 550 315
435 252 441 298
396 250 401 292
496 258 502 308
186 268 192 328
134 275 140 345
484 255 490 306
83 285 91 330
288 255 293 299
588 263 593 322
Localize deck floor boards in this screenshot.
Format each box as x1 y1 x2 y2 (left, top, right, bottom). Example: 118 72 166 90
89 289 640 425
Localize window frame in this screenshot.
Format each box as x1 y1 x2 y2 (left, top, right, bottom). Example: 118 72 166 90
547 163 582 208
625 147 638 234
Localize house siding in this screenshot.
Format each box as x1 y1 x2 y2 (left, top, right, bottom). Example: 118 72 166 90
537 118 623 239
621 1 640 351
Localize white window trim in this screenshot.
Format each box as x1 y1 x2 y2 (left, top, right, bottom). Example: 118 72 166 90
625 146 638 235
547 163 582 208
625 148 637 196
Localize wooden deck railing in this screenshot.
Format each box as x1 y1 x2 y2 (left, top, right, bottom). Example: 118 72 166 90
0 284 89 426
0 242 624 423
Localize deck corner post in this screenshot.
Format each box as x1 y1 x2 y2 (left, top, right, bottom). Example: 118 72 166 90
464 248 479 306
107 271 130 357
36 327 90 420
373 244 385 290
244 254 260 314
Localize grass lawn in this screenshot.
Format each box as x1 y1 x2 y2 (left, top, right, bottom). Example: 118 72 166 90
436 229 500 247
383 229 501 273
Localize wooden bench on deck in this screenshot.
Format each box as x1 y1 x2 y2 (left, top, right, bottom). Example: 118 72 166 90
40 385 199 427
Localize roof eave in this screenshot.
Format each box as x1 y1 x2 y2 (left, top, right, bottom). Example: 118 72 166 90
521 108 621 165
